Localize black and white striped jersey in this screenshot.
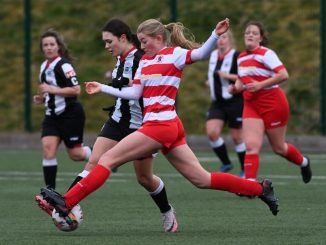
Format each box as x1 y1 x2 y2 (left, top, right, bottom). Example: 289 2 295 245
39 56 80 116
208 49 242 103
110 48 144 129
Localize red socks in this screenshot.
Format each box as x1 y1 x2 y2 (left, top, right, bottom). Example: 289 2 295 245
284 144 303 166
64 164 111 208
244 154 259 179
243 144 303 180
210 172 262 196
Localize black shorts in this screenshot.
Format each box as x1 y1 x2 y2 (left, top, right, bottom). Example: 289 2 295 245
206 98 243 129
41 102 86 148
98 118 137 141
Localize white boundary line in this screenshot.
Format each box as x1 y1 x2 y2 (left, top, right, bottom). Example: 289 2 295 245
0 171 325 180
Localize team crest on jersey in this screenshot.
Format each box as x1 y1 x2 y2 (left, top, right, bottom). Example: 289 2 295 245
124 62 132 73
65 69 76 78
222 62 230 68
46 70 54 77
156 55 163 63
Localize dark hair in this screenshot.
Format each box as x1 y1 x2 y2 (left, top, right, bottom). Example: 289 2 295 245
245 21 269 46
102 18 141 49
40 29 72 61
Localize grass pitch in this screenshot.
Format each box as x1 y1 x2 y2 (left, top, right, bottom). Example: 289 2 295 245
0 150 325 245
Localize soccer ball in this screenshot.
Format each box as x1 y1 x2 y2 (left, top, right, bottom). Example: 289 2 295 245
51 204 83 232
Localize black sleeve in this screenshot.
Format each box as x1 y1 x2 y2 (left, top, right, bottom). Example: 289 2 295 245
230 51 240 77
132 50 144 78
55 59 79 88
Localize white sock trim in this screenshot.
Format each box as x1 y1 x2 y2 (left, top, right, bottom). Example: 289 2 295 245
247 178 257 182
149 178 164 196
42 158 58 167
78 170 90 178
301 157 308 167
235 143 246 152
209 137 224 148
83 146 92 161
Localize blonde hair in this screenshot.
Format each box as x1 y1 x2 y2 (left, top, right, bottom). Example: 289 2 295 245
137 19 201 49
220 29 236 49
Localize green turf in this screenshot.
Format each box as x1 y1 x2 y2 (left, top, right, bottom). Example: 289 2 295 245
0 150 325 245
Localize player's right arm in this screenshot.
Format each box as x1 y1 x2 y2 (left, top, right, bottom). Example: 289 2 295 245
229 79 245 94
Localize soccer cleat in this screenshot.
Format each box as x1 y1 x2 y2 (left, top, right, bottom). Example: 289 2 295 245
301 156 312 183
219 164 234 173
259 179 279 216
162 206 178 233
40 187 70 217
35 195 54 216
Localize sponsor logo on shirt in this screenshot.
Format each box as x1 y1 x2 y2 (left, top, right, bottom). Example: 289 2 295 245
239 66 257 72
141 74 162 79
65 69 76 78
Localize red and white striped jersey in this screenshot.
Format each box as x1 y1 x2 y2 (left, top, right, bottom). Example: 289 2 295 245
237 46 285 86
133 47 193 122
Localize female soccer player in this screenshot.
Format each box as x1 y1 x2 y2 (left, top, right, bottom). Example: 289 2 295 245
33 29 92 190
36 19 178 233
229 21 312 182
39 18 279 225
206 30 245 176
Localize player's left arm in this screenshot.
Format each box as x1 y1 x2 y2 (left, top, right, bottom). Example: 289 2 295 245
39 63 81 96
191 18 229 61
245 50 289 92
259 67 288 87
245 68 288 93
38 83 80 96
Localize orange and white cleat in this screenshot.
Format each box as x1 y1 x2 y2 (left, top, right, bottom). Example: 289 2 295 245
35 195 54 216
162 206 178 233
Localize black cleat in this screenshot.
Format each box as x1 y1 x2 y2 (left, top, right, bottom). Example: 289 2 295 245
301 156 312 184
259 179 279 216
40 187 69 217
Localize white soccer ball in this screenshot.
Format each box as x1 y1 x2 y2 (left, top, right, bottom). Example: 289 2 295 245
51 204 83 232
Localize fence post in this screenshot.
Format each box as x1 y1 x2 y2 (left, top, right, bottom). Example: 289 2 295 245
24 0 32 132
321 0 326 135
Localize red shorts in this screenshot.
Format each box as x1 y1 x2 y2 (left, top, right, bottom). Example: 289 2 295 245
243 88 289 129
138 117 186 155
